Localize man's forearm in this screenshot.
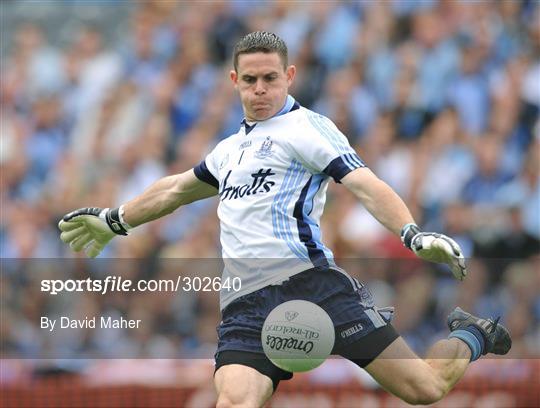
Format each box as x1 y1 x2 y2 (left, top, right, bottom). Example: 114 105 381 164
342 169 415 236
122 170 217 227
122 175 185 227
358 178 415 236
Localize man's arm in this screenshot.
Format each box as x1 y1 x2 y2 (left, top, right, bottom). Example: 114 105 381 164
341 168 414 236
122 169 218 227
58 169 218 257
341 167 467 280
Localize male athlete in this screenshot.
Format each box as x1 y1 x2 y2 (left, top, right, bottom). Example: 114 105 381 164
59 32 511 407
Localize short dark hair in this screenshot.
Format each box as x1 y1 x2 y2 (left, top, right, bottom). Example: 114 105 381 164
233 31 288 71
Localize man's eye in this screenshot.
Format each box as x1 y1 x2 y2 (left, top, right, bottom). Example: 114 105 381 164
244 77 256 83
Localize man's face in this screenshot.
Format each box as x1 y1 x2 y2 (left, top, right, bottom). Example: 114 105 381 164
230 52 296 121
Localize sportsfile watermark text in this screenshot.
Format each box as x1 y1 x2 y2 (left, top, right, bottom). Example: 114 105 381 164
41 275 242 295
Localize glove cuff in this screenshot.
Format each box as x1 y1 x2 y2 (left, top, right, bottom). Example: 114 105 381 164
400 223 421 250
117 205 133 230
102 207 131 236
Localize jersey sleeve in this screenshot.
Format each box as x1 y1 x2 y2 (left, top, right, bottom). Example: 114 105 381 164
291 111 366 182
193 146 220 189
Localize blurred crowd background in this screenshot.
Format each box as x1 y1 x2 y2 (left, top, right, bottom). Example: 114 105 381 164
1 0 539 377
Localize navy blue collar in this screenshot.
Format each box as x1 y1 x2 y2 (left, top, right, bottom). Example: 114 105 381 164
241 120 257 135
241 95 300 135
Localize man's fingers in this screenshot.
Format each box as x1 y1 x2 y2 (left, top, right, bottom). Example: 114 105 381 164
62 207 102 222
62 209 88 222
412 232 467 281
450 254 467 281
438 235 463 257
58 220 82 232
433 236 465 259
85 241 105 258
431 238 454 260
457 257 467 278
452 264 467 281
436 236 467 280
451 262 463 279
431 237 467 280
60 225 87 243
59 207 115 257
459 257 467 272
70 233 93 252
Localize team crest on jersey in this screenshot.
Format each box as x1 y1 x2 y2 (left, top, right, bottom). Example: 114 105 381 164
255 136 273 158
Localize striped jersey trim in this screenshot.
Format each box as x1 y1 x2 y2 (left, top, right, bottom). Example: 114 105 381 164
271 160 309 260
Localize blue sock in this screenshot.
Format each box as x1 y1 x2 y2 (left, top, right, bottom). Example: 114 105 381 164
448 326 486 361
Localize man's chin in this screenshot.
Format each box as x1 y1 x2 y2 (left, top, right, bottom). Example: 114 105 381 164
250 109 275 121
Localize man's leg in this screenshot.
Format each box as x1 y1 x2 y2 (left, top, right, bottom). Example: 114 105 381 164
213 350 293 408
362 307 511 405
364 336 470 405
214 364 273 408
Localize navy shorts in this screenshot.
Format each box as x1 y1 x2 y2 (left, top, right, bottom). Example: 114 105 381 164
214 267 399 388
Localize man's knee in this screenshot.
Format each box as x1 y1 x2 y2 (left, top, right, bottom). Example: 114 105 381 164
216 388 269 408
214 364 273 408
215 392 248 408
215 394 233 408
403 377 446 405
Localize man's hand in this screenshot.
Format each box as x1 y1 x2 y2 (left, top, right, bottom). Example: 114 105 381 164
401 224 467 281
58 207 130 258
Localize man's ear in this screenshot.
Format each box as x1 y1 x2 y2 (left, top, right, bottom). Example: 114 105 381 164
230 70 238 88
286 65 296 86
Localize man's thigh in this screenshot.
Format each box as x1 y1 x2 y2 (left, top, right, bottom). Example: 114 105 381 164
214 363 273 408
214 350 293 393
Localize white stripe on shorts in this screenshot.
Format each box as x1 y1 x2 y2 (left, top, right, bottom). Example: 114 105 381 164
366 309 386 328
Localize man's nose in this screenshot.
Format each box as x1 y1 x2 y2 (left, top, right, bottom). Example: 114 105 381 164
254 79 266 95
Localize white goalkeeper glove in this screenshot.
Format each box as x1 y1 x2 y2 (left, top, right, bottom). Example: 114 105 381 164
401 223 467 281
58 207 131 258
